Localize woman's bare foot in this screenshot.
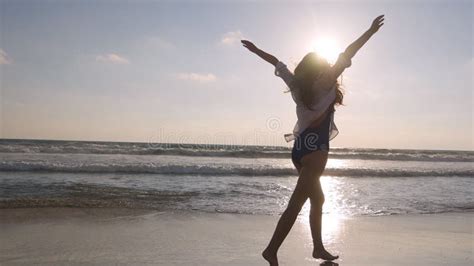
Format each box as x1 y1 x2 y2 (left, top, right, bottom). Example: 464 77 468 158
262 248 279 266
313 248 339 261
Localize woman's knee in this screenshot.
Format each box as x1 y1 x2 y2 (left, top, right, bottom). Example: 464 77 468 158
310 191 325 207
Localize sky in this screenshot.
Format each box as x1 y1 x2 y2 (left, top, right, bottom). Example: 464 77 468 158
0 0 472 150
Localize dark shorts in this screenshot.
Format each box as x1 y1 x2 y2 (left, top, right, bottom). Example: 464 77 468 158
291 114 331 167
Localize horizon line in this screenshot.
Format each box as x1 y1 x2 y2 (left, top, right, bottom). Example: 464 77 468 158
0 137 472 152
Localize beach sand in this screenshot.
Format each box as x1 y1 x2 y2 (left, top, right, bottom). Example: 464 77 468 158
0 208 472 265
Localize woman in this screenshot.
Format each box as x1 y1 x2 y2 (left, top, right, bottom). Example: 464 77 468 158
241 15 384 265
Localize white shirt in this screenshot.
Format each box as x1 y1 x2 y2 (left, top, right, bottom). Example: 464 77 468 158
274 53 351 142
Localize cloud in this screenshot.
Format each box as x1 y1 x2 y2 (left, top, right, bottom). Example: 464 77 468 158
220 31 244 45
0 49 11 65
177 72 217 82
96 53 130 64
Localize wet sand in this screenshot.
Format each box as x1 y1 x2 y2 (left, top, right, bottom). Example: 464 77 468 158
0 208 472 265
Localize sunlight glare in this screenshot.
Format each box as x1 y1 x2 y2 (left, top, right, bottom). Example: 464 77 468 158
313 38 341 64
300 176 345 245
326 159 347 169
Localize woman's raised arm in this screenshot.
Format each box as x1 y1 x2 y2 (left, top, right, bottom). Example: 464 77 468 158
344 15 385 59
241 40 279 66
328 15 384 78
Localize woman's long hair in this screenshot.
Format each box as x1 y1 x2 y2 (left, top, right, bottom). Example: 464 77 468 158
291 52 344 111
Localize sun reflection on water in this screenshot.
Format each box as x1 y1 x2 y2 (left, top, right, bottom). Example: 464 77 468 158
300 175 346 245
325 158 348 169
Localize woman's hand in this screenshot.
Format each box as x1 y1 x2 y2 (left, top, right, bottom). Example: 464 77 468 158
369 15 385 34
241 40 278 66
343 15 384 61
241 40 259 53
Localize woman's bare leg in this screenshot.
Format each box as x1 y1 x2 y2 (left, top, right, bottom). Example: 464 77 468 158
309 179 339 260
302 152 339 261
262 166 311 266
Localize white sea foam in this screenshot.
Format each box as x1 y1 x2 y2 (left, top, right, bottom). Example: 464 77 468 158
1 139 472 162
0 139 473 216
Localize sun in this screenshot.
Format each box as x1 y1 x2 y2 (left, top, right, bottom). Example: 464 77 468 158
312 38 341 64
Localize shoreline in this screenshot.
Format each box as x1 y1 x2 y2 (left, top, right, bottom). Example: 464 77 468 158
1 208 472 265
1 206 474 219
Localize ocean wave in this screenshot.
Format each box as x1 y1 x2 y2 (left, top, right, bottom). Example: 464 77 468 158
1 140 472 162
2 198 472 216
1 161 472 177
1 182 473 216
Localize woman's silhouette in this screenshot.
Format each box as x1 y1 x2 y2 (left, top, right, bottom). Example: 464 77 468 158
242 15 384 265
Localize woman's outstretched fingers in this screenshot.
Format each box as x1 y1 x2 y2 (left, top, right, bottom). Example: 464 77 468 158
370 15 385 33
241 40 258 52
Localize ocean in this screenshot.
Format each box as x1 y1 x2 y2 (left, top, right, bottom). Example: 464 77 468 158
0 139 472 216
